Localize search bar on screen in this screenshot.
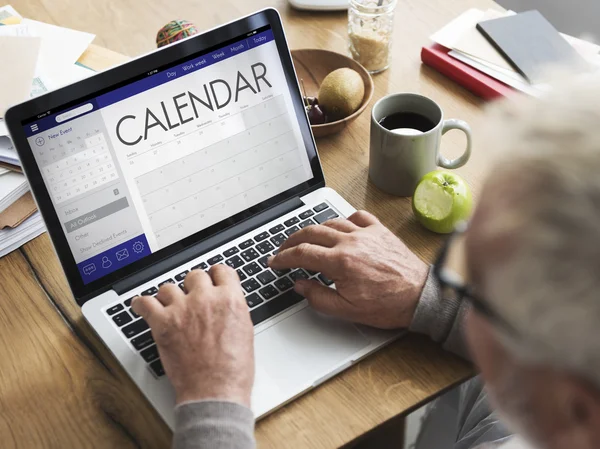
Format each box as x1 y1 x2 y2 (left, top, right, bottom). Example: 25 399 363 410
56 103 94 123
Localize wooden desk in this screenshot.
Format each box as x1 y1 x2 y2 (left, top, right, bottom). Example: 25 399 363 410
1 0 500 447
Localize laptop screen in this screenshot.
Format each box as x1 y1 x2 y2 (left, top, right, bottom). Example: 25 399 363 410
21 25 314 285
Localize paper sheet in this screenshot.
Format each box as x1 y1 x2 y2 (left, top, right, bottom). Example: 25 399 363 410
0 119 7 137
431 8 600 79
448 50 548 96
0 170 28 213
430 9 486 50
0 5 22 25
0 24 30 36
56 63 95 87
563 34 600 66
32 63 95 97
0 22 46 99
0 136 18 165
20 19 95 82
453 9 516 72
0 211 46 258
0 35 41 117
0 191 36 228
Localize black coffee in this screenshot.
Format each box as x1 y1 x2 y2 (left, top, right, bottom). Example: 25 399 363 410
378 112 436 133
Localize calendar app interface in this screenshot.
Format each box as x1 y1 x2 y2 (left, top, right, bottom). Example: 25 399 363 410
24 27 313 284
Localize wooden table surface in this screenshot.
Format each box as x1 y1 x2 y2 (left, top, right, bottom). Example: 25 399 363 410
1 0 501 447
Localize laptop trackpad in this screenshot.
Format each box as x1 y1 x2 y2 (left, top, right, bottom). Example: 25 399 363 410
255 307 370 391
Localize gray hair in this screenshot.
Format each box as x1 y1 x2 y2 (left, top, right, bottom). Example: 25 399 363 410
473 74 600 389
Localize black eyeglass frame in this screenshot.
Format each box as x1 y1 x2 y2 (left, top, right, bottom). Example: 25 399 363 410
432 226 522 337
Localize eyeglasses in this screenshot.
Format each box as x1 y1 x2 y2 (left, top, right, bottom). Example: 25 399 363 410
432 224 522 338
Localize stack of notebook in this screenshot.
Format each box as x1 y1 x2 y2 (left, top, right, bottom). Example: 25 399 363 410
422 9 600 100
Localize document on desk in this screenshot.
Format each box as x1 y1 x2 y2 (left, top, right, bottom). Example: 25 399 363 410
30 63 95 99
0 136 19 166
0 211 45 258
0 35 41 117
0 170 28 213
0 5 22 25
0 191 36 228
430 8 600 90
20 19 95 84
453 9 515 72
0 24 30 37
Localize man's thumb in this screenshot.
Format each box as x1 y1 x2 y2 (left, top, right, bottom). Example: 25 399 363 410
295 280 354 320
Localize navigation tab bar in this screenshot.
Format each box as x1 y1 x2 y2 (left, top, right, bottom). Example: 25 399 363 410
77 234 151 284
95 28 275 109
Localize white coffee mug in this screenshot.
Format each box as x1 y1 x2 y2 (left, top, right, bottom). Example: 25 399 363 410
369 93 472 197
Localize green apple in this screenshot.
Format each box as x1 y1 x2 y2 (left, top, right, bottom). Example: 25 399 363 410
412 170 473 234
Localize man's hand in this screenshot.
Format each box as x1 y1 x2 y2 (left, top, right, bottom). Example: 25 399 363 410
132 265 254 407
269 210 429 329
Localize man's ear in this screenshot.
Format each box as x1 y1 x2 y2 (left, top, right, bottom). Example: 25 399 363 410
560 375 600 449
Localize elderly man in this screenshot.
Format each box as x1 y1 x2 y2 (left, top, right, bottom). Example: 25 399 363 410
132 78 600 449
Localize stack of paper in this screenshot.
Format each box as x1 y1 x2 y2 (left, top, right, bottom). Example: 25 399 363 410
0 160 45 257
429 9 600 97
0 211 45 258
0 4 95 257
0 136 18 167
0 171 28 212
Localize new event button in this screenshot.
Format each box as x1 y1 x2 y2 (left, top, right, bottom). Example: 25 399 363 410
64 197 129 233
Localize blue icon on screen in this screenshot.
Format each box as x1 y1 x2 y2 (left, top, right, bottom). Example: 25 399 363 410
83 263 96 275
101 256 112 269
78 234 150 285
115 248 129 261
132 241 144 253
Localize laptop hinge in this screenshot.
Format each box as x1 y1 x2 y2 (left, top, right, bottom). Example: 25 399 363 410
112 195 305 295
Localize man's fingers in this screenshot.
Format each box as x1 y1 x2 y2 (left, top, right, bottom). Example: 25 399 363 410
269 243 333 272
131 295 165 328
209 264 240 286
156 283 184 306
321 218 358 233
185 269 213 292
294 280 356 320
278 225 342 252
347 210 380 228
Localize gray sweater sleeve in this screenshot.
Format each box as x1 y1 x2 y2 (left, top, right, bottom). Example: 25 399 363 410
173 400 255 449
409 266 472 361
410 268 515 449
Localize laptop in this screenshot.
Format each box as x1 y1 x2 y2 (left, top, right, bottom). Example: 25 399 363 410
5 8 401 426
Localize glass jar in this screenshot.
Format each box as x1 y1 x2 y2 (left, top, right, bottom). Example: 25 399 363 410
348 0 397 74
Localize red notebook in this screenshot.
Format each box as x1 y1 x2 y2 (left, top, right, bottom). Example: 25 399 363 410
421 44 515 100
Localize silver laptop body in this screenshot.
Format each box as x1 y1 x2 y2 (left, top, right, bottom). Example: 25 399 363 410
6 8 402 427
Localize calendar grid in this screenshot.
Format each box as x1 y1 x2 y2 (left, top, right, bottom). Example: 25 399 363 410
150 146 298 220
142 129 294 200
154 166 306 247
42 132 120 205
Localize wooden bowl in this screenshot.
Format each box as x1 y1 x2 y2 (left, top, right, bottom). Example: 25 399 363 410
291 49 374 138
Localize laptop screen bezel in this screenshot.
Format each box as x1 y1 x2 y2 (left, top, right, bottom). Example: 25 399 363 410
5 8 325 302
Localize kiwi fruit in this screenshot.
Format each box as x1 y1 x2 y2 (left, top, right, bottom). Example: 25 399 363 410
318 68 365 121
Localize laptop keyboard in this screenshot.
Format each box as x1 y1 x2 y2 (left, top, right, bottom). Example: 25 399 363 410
103 202 338 378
